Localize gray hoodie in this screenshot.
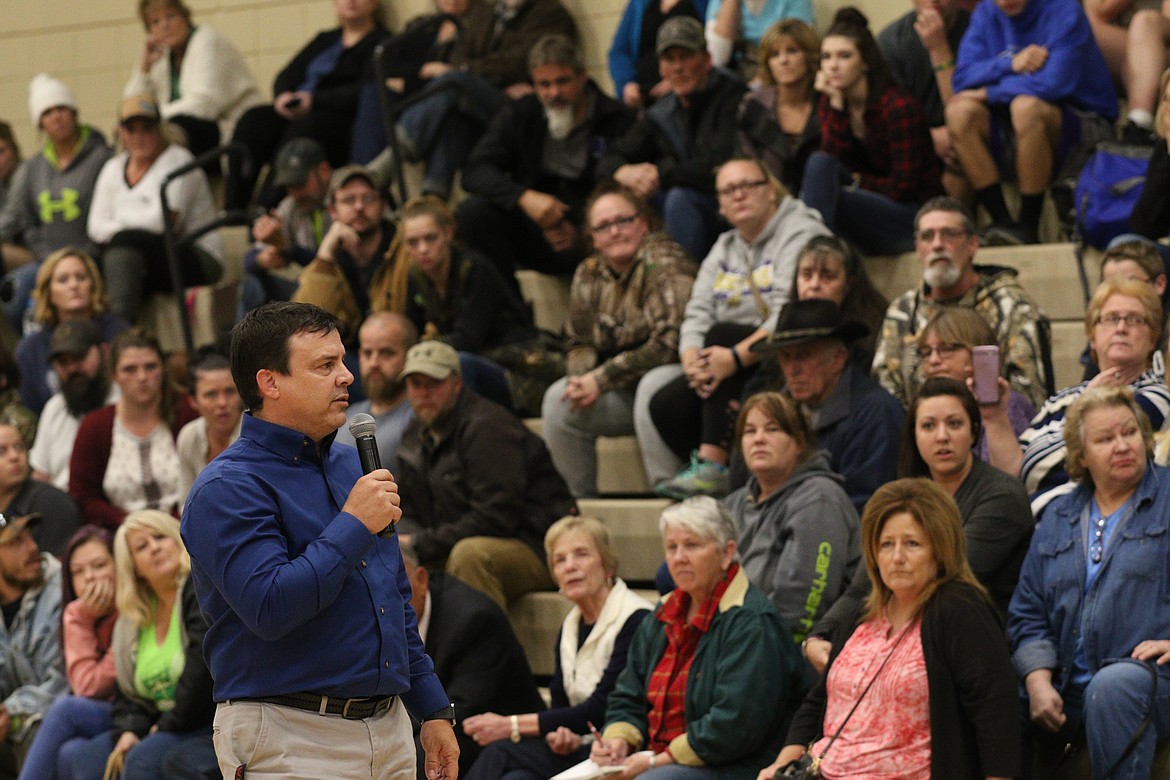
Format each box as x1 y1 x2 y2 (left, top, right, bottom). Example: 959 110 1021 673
724 451 860 642
0 125 113 260
678 194 830 354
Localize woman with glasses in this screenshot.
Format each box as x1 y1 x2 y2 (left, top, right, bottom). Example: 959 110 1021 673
916 308 1035 463
798 8 942 256
542 183 695 498
985 278 1170 509
636 157 830 499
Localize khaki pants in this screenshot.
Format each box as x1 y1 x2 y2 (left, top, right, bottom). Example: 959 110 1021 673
445 537 554 609
213 697 413 779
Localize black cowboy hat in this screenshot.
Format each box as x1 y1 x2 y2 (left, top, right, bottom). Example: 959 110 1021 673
750 299 869 353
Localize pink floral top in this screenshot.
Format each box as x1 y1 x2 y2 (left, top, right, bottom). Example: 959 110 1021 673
810 615 930 780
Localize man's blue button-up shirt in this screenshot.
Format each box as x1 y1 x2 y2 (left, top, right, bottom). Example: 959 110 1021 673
181 413 448 715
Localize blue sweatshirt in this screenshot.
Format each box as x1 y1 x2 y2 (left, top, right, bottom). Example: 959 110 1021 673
953 0 1117 119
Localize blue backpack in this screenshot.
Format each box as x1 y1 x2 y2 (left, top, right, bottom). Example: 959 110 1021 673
1074 142 1152 249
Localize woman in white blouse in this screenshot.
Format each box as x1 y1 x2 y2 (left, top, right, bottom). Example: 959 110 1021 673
86 94 222 324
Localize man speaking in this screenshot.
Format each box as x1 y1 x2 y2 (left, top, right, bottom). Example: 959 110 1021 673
181 302 458 779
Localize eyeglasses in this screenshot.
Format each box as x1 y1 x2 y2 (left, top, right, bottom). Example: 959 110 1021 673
915 343 964 360
589 214 639 235
334 193 380 208
916 228 970 243
1096 313 1149 328
715 179 770 199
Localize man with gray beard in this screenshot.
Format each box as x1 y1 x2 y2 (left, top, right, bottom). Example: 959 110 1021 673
28 320 116 490
333 312 418 471
871 196 1050 408
457 35 634 289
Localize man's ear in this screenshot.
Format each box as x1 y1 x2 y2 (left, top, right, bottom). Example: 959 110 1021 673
256 368 280 401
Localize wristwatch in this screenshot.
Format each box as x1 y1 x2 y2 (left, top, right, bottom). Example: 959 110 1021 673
510 714 521 743
423 703 457 727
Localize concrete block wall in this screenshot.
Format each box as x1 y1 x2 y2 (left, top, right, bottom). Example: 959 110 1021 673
0 0 905 157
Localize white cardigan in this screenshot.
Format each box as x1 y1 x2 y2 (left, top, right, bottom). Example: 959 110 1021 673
559 578 653 706
87 143 223 263
123 24 262 139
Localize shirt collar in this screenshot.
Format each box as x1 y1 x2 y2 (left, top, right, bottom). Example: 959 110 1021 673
241 413 338 465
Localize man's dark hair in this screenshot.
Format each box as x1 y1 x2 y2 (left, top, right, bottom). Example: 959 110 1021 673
231 302 340 412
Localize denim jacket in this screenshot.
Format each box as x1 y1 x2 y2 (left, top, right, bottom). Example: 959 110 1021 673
1007 463 1170 692
0 554 66 735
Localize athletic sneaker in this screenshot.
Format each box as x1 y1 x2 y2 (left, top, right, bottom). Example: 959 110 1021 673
655 451 729 500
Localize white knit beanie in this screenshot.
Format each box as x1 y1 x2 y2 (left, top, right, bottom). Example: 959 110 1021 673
28 73 78 129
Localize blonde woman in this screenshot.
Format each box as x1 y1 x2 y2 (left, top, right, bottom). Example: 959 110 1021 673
18 511 214 780
16 247 128 414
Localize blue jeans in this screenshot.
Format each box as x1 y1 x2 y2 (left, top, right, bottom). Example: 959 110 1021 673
397 72 503 197
458 352 513 413
1029 660 1170 780
159 731 219 780
653 187 721 262
0 262 40 331
1083 660 1170 780
122 726 215 780
800 151 918 256
18 696 112 780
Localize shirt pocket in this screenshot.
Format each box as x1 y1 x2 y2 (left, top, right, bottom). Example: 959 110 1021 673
1113 523 1168 584
1036 534 1078 592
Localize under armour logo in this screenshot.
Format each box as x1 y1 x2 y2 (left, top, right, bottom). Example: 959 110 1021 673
38 188 81 223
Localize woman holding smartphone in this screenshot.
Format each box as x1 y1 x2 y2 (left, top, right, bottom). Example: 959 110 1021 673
915 308 1035 463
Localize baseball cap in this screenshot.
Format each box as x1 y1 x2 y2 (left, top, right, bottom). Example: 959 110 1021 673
0 513 41 545
119 93 160 124
327 164 379 205
656 17 706 56
273 138 328 188
400 341 461 381
49 319 103 360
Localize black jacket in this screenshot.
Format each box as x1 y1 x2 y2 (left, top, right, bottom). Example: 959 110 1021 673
424 572 545 774
111 578 214 737
451 0 577 88
462 80 635 216
396 389 576 563
787 581 1020 780
1130 140 1170 240
597 67 747 193
273 26 388 115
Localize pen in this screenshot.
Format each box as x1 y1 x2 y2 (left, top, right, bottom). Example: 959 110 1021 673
588 721 607 756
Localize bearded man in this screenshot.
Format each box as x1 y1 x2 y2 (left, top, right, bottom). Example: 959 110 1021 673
457 34 635 289
872 196 1050 408
29 320 117 490
333 312 418 470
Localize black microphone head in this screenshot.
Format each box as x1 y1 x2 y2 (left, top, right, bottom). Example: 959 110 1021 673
349 413 376 439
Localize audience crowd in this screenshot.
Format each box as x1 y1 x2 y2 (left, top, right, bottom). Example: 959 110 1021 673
3 0 1170 777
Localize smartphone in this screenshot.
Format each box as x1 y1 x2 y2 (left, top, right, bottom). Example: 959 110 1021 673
971 345 1000 404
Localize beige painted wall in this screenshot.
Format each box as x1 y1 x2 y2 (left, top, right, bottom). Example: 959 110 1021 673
0 0 905 156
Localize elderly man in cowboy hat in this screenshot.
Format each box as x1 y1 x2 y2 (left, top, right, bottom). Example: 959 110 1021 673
752 299 904 512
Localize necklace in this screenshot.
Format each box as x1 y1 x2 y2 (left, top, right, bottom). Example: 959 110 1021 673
1089 499 1128 564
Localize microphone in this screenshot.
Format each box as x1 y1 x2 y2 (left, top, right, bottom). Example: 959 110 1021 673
348 413 396 536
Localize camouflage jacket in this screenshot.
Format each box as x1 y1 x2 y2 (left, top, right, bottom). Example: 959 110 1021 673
872 264 1049 409
564 232 696 392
